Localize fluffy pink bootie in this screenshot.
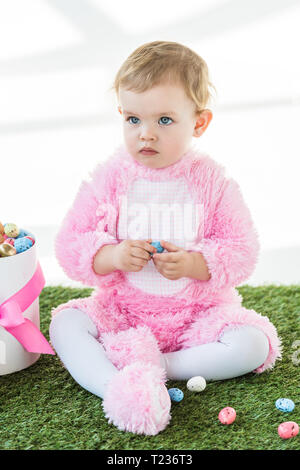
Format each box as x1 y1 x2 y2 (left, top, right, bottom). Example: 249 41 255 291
102 361 171 435
100 325 163 370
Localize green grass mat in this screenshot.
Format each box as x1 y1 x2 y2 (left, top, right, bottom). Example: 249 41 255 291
0 285 299 450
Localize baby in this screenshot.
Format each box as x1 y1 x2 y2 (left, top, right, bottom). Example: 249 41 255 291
49 40 282 436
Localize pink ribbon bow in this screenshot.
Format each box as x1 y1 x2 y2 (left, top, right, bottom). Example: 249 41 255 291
0 262 55 355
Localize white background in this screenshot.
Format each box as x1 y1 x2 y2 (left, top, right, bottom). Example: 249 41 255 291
0 0 299 287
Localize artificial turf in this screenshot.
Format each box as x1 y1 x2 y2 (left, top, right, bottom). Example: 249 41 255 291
0 285 299 450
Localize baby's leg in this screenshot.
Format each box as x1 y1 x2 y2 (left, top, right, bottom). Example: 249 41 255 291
162 325 269 381
49 308 172 435
49 307 118 398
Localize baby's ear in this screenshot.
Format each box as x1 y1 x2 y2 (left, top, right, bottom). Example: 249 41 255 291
193 109 213 137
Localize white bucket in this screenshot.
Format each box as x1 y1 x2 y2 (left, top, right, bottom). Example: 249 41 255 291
0 236 41 375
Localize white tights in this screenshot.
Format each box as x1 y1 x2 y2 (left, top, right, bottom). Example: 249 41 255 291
49 308 270 399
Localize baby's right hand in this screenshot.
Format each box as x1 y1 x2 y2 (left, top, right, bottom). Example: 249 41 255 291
112 239 157 272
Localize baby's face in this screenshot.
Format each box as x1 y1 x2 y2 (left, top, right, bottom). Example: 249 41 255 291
118 82 211 169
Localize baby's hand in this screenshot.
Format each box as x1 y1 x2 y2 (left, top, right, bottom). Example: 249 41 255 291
113 239 157 272
152 240 190 280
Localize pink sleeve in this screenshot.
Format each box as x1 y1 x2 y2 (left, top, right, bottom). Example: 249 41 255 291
188 177 260 291
54 162 121 287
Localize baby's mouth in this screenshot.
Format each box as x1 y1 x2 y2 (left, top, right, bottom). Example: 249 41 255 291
140 148 158 156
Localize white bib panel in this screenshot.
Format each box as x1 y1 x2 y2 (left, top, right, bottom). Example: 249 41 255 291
117 177 202 296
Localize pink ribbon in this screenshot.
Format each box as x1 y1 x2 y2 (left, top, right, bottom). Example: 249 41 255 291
0 262 55 355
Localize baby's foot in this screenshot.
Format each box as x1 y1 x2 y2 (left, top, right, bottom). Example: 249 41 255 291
102 361 171 435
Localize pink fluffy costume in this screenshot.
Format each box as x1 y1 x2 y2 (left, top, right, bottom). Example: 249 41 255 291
51 143 282 435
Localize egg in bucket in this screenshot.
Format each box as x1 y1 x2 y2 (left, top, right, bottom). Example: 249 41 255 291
0 224 55 375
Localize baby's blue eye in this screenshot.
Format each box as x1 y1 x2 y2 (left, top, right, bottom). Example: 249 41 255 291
159 116 173 125
127 116 140 124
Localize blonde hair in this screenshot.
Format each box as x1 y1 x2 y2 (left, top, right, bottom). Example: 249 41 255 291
109 40 216 115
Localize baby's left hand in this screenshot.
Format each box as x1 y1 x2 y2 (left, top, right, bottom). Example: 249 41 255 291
152 240 191 280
